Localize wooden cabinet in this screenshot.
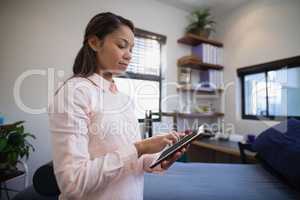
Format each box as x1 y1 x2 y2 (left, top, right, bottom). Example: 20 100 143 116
186 139 256 164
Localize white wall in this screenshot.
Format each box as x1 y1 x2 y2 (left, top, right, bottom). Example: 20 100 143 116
0 0 189 194
214 0 300 135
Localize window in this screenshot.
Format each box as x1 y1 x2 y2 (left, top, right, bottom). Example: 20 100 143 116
238 55 300 120
244 73 267 116
115 28 166 122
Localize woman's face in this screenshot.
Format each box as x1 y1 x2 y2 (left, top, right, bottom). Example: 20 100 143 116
94 25 134 75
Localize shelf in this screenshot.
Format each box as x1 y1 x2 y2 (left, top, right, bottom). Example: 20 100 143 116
177 56 223 70
178 112 224 118
178 33 223 47
160 112 224 118
177 85 223 94
178 59 224 70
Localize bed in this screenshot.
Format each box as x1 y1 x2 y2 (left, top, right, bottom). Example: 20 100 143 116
144 162 300 200
12 162 300 200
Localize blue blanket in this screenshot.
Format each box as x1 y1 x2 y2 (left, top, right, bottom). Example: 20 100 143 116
144 162 299 200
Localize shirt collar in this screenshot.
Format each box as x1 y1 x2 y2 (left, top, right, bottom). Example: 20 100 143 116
87 73 115 92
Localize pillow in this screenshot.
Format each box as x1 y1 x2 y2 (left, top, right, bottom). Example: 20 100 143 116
253 118 300 189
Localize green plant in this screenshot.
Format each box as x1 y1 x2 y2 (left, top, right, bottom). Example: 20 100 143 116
0 121 35 171
186 8 216 37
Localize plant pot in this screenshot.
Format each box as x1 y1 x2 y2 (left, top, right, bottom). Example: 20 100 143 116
188 29 210 38
0 153 9 171
0 152 17 172
198 29 210 38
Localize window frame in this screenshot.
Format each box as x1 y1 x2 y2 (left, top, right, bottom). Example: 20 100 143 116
237 55 300 121
116 28 166 122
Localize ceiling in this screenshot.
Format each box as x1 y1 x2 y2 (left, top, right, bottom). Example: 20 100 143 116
156 0 251 15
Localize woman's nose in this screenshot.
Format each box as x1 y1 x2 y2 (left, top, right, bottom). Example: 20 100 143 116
124 50 132 61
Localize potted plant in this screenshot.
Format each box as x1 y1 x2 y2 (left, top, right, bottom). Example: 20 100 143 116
185 8 216 38
0 121 35 172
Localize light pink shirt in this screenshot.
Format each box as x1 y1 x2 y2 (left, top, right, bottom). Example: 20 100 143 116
48 73 161 200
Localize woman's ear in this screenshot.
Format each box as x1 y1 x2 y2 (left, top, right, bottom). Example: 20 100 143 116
87 35 102 52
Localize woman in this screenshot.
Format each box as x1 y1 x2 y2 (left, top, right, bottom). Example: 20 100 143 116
48 12 186 200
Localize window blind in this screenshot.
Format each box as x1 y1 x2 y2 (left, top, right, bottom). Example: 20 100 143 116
127 36 161 76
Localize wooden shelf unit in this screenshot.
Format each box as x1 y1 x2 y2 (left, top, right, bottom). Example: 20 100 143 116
170 34 225 131
177 33 223 47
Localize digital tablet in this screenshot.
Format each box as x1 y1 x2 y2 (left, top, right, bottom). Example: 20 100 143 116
149 125 206 169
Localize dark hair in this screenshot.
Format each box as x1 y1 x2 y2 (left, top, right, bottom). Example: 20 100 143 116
72 12 135 77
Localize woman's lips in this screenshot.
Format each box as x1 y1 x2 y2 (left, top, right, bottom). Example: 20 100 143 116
119 63 128 68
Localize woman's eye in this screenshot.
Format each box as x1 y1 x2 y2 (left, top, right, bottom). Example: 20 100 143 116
118 44 126 49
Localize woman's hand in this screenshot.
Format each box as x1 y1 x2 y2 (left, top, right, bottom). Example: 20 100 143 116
134 131 185 157
160 129 192 169
160 146 188 170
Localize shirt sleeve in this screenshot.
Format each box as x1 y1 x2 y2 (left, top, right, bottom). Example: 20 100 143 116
48 81 138 199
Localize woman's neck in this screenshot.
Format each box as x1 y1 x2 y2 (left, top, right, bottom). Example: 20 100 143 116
97 70 113 82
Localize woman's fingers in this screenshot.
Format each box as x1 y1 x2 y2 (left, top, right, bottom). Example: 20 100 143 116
161 160 172 169
166 151 182 162
181 147 186 153
161 160 169 169
174 151 182 158
161 152 182 169
166 131 186 144
162 138 173 147
174 131 186 140
166 133 178 144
